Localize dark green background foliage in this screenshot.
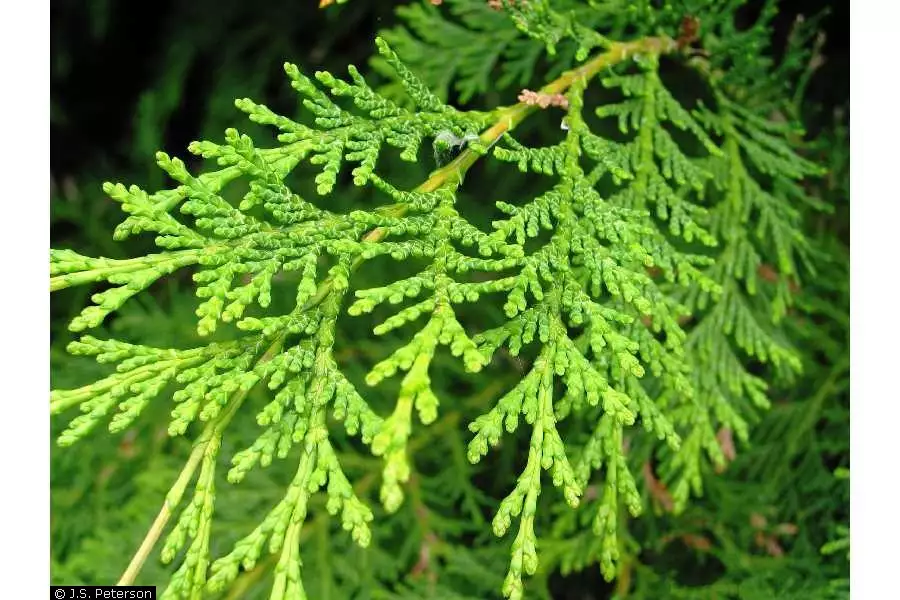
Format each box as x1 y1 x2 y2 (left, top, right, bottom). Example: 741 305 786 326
51 1 848 598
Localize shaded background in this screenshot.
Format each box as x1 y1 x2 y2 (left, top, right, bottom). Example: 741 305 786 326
50 1 849 597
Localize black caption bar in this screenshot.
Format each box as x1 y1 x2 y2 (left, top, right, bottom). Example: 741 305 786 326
51 587 156 599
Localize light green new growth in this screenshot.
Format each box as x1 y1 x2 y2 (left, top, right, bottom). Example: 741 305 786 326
50 2 825 598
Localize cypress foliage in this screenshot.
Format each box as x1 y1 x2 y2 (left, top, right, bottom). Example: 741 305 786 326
50 2 848 598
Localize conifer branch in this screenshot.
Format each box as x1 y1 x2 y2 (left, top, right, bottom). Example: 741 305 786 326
50 4 835 597
113 34 679 595
117 335 285 586
300 34 678 315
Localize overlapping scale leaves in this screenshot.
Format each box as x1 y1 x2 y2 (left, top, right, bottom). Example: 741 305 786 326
463 78 718 597
659 85 825 508
585 51 732 512
49 4 827 598
51 37 490 341
595 57 721 246
347 174 523 513
567 25 825 519
49 38 493 600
